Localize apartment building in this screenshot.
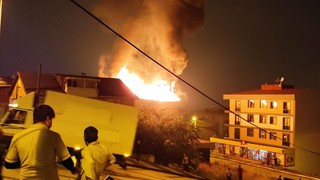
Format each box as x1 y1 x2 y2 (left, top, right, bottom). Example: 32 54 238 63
211 82 320 176
211 83 301 167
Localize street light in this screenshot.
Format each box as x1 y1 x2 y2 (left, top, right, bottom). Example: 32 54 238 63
191 116 197 128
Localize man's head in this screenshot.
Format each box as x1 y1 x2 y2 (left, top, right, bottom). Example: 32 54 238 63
33 104 55 128
84 126 98 145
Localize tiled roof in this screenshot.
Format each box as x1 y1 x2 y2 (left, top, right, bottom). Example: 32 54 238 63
98 78 138 99
9 71 64 94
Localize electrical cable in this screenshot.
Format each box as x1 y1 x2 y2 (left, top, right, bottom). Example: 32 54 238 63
69 0 320 157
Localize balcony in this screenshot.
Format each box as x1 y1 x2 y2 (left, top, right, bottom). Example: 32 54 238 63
283 126 290 130
283 109 290 114
282 141 290 146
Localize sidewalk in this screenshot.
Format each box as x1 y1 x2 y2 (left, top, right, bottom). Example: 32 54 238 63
211 154 320 180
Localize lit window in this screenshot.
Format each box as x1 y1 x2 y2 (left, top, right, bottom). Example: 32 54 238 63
270 116 277 125
270 101 278 109
283 117 290 130
260 100 267 108
235 115 241 125
248 100 255 108
235 100 241 111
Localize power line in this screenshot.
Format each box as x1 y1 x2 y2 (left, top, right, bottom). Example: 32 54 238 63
69 0 320 157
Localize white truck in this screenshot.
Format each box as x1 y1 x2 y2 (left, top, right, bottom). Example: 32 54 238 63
0 90 139 157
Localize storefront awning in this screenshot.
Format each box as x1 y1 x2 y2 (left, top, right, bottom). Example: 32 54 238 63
210 137 293 154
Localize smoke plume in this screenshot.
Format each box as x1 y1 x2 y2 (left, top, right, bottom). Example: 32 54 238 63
95 0 204 83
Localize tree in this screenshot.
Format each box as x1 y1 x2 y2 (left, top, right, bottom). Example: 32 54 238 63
134 106 203 166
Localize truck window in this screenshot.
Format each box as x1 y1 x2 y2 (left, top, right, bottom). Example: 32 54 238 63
5 110 27 124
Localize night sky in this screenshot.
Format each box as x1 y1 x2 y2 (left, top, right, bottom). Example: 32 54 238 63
1 0 320 109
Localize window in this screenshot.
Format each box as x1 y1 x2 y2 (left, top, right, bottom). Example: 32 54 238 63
248 100 255 108
247 114 254 122
247 128 254 137
259 130 266 139
283 102 290 114
269 132 277 140
235 115 241 125
67 79 84 87
260 100 267 108
85 80 97 88
283 117 290 130
259 115 267 124
234 128 240 139
270 101 278 109
5 110 27 124
270 116 277 125
282 134 290 146
235 100 241 111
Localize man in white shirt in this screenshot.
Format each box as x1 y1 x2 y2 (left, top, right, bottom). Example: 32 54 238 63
79 126 116 180
5 104 79 179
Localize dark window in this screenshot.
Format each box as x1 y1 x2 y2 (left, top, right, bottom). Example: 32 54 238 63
270 116 277 125
282 134 290 146
259 115 267 124
259 130 266 139
248 100 255 108
234 128 240 139
5 110 27 124
269 132 277 140
247 128 254 137
283 102 290 114
85 80 97 88
248 114 254 122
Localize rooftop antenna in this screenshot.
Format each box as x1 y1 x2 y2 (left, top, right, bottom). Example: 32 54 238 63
276 76 285 86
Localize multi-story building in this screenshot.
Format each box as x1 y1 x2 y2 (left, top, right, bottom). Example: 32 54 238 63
210 82 320 174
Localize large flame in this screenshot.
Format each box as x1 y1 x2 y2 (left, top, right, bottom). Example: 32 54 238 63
116 67 180 102
95 0 204 102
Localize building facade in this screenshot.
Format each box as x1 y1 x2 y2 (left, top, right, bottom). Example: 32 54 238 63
210 83 297 167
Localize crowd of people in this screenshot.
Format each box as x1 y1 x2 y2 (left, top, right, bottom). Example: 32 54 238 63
1 104 116 180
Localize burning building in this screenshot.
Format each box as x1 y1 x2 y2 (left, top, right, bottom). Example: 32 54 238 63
95 0 205 102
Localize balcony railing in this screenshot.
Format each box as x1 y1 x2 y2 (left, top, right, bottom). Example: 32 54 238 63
283 126 290 130
283 109 290 114
282 141 290 146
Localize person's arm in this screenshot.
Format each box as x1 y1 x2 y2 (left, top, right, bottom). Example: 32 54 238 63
4 160 20 169
4 140 20 169
61 157 79 174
